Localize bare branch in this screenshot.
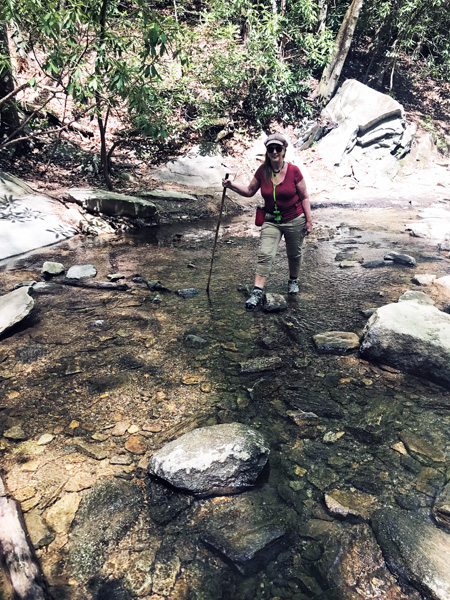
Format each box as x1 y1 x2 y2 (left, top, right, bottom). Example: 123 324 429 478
0 81 30 110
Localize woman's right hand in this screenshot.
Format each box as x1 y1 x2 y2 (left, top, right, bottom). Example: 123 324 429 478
222 177 232 188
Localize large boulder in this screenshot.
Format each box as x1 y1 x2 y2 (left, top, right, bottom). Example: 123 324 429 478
0 286 34 337
67 188 157 219
147 423 269 496
359 300 450 389
318 79 406 168
0 173 80 261
155 145 227 188
371 508 450 600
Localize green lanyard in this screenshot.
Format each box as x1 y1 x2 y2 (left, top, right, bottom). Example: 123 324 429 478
271 162 284 223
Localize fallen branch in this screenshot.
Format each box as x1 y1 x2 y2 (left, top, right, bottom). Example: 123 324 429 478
55 278 129 291
0 476 53 600
0 82 30 110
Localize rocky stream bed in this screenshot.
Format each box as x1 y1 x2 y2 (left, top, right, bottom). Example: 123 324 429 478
1 184 450 600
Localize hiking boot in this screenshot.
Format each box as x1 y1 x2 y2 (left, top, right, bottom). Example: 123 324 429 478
288 278 299 295
245 288 263 310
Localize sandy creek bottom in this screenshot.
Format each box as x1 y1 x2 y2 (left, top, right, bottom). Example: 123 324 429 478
0 202 449 600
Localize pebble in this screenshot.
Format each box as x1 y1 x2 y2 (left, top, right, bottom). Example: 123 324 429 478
110 421 130 436
110 455 133 465
323 431 345 444
125 435 147 455
143 423 162 433
37 433 55 445
3 425 27 440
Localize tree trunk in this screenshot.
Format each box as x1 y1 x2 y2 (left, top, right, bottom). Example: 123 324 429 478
317 0 328 33
312 0 364 105
0 477 53 600
0 23 22 139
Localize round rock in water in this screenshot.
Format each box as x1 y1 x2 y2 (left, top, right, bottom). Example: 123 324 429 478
147 423 269 496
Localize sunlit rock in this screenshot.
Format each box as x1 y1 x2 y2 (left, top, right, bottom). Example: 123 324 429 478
412 274 436 286
384 251 416 266
147 423 269 496
398 290 434 305
324 489 380 521
360 300 450 389
67 188 157 219
399 430 445 464
0 286 34 337
42 261 65 276
372 508 450 600
66 264 97 279
313 331 360 354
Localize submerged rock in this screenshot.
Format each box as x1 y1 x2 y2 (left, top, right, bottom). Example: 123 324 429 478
263 293 287 312
360 300 450 389
313 331 360 354
147 423 269 496
196 492 288 575
177 288 199 298
239 356 283 374
324 489 380 521
433 483 450 531
384 251 416 267
371 508 450 600
0 286 34 337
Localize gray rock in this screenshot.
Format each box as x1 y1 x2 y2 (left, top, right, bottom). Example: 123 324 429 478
362 259 394 269
147 423 269 496
263 293 287 312
372 508 450 600
0 286 34 337
317 523 415 600
284 388 344 419
384 251 416 267
42 261 65 276
398 290 434 305
197 492 288 575
66 264 97 279
3 425 27 440
318 80 405 168
155 145 227 188
239 356 283 374
184 334 208 348
137 189 197 202
313 331 360 354
360 300 450 389
177 288 199 299
435 275 450 294
69 479 143 581
433 483 450 531
67 188 157 219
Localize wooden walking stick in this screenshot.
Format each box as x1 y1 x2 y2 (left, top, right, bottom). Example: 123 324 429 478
206 173 229 297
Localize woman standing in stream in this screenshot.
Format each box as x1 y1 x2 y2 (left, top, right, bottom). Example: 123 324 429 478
222 133 313 310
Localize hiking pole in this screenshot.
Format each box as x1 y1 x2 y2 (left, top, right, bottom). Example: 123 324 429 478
206 173 229 297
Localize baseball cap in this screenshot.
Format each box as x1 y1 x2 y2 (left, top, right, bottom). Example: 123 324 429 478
264 133 288 148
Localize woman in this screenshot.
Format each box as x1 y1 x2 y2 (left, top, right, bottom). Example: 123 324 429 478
222 133 313 310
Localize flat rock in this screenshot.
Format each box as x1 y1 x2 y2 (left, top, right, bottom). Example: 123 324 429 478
137 189 197 202
362 259 394 269
66 264 97 279
360 300 450 389
44 492 81 535
384 252 416 266
67 188 157 219
263 293 287 312
239 356 283 374
3 425 27 440
324 489 380 520
147 423 269 496
313 331 360 354
399 430 445 464
0 286 34 337
24 510 56 548
196 492 288 575
155 145 227 188
177 288 199 299
372 508 450 600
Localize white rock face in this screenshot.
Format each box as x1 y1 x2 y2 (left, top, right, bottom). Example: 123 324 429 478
0 287 34 337
360 300 450 388
147 423 269 496
435 275 450 297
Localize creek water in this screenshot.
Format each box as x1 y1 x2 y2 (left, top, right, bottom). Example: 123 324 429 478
1 204 449 600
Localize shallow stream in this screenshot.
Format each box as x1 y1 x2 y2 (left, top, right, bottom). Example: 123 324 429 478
1 203 449 600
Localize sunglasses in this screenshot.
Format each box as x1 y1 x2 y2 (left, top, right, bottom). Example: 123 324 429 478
267 145 283 153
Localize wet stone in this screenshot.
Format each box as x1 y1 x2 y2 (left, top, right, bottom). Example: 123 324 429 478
287 410 322 438
3 425 27 440
184 334 208 348
239 356 283 374
372 507 450 600
263 293 287 312
433 483 450 531
313 331 360 354
147 423 269 496
69 478 143 581
196 492 288 576
362 259 394 269
146 477 193 525
307 466 339 491
284 388 343 419
177 288 199 298
152 555 181 596
384 251 416 266
399 430 446 464
324 488 380 520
